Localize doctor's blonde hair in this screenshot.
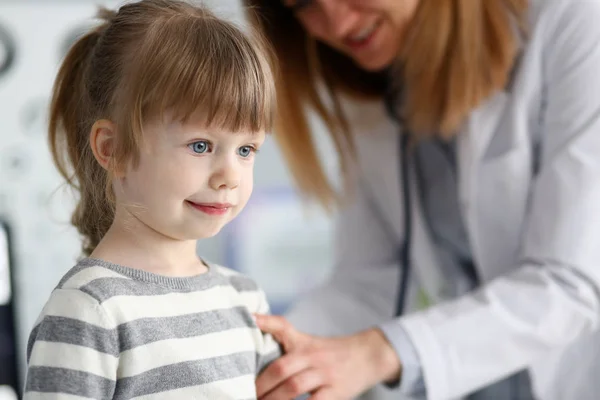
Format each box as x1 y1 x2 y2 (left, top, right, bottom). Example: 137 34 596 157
49 0 276 256
244 0 528 209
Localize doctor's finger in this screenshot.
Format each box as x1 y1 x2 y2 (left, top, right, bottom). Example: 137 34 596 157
310 388 342 400
260 368 326 400
254 314 299 350
257 353 311 398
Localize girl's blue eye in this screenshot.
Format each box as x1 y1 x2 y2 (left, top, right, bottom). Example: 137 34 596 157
238 145 255 158
189 141 209 154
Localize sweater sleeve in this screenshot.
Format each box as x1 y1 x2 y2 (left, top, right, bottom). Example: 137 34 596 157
24 288 119 400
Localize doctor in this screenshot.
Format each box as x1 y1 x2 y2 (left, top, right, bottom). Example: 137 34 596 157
245 0 600 399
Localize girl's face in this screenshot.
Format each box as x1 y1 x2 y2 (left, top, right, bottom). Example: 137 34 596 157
283 0 419 71
116 112 265 242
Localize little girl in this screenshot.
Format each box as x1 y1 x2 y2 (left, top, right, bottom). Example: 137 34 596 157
24 1 281 398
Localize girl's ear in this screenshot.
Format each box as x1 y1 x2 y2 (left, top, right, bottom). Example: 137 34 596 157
90 119 124 177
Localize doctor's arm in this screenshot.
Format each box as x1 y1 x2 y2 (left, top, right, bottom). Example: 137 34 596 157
254 163 426 399
397 3 600 399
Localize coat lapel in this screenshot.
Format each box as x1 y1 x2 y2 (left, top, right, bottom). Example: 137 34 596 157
458 91 510 271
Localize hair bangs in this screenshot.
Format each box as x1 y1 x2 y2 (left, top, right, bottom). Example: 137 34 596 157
136 14 276 135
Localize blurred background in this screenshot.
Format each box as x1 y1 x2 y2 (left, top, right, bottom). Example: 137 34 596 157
0 0 341 397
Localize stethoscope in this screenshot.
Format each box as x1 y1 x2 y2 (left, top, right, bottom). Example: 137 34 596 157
396 133 412 316
387 55 522 317
383 85 412 317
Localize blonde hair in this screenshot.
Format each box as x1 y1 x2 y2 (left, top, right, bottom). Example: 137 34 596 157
244 0 528 209
49 0 276 256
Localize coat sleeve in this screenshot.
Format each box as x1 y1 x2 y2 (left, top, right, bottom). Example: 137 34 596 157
285 175 403 337
285 163 430 396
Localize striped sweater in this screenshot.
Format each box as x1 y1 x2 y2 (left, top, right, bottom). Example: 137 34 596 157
24 258 281 399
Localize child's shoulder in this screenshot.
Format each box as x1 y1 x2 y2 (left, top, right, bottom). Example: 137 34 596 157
54 258 134 302
30 260 123 339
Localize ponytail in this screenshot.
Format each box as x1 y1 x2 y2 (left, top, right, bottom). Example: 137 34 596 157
48 10 115 256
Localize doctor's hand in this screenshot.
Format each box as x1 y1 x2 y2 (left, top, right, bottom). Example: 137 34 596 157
254 314 401 400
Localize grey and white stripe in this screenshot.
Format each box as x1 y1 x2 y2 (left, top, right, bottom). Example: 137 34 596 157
24 259 281 399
